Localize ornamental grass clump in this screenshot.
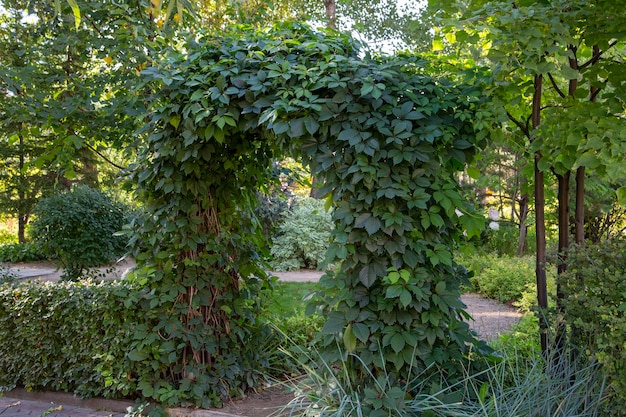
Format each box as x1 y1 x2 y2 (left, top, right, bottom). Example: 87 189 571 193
276 340 607 417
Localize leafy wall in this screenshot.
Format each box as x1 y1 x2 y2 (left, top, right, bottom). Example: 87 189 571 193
132 22 489 409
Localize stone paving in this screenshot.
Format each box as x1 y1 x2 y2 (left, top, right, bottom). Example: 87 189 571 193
0 397 126 417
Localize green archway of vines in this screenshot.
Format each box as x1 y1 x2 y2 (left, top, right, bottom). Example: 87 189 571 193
131 23 489 410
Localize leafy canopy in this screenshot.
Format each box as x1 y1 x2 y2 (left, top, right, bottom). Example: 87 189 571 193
132 22 489 410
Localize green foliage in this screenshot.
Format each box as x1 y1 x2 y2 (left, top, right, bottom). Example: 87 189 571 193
561 239 626 415
135 21 489 407
0 242 47 263
460 254 536 305
270 197 333 271
0 279 151 398
279 335 605 417
0 229 16 245
30 185 129 281
479 223 536 257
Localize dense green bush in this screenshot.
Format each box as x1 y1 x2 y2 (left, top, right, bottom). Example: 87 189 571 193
0 242 48 263
270 197 333 271
0 279 149 398
0 278 305 407
460 254 536 304
29 185 130 280
561 239 626 415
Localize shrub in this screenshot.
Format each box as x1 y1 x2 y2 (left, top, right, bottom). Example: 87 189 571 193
270 197 333 271
0 279 150 398
0 242 48 263
29 185 130 280
0 278 291 407
460 254 536 304
561 239 626 415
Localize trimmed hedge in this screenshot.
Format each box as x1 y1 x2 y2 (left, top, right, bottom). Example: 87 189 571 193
0 278 323 404
0 279 150 398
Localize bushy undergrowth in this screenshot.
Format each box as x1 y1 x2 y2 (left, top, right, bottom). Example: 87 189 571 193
0 276 322 409
0 242 48 263
460 254 533 303
270 197 333 271
561 239 626 415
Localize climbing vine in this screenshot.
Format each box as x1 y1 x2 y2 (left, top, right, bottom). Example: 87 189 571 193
131 22 489 409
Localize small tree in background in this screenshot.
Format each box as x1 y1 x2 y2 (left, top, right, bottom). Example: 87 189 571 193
30 185 129 280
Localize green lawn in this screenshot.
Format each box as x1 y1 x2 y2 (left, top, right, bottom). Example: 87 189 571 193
268 281 319 317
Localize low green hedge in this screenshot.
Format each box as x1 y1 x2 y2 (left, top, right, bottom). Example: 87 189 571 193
0 278 323 406
0 280 149 399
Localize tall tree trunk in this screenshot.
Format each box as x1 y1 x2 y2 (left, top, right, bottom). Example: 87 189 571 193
574 167 585 245
533 74 549 354
555 171 570 353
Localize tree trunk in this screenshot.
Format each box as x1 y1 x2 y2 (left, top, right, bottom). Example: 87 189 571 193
574 166 585 245
323 0 336 29
533 74 549 354
18 134 26 244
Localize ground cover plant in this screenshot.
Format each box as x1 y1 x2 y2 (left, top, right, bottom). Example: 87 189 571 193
278 325 607 417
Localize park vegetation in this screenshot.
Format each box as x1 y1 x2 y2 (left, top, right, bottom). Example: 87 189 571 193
0 0 625 416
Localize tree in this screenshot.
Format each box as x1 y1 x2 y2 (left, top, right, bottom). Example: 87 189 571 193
435 0 626 353
0 0 180 236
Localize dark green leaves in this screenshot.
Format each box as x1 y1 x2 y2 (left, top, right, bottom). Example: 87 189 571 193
136 22 485 409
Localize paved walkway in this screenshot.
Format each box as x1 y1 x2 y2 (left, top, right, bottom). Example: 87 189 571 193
0 396 127 417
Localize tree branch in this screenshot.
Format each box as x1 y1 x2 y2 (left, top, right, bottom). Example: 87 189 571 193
507 111 530 138
579 40 619 70
84 142 127 171
547 72 566 98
